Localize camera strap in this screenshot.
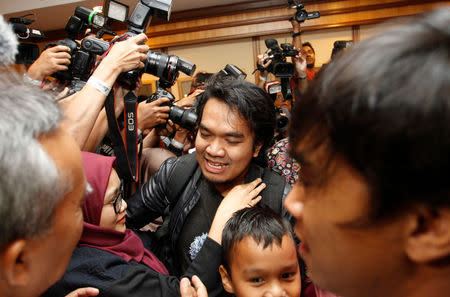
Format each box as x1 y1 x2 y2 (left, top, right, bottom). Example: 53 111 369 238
105 90 140 183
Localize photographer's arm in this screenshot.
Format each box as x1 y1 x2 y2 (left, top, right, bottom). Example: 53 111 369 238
291 19 302 51
61 33 149 149
83 86 126 152
256 53 272 88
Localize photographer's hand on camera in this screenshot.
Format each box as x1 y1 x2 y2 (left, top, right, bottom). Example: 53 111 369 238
137 97 171 131
27 45 71 82
257 53 271 87
93 33 149 86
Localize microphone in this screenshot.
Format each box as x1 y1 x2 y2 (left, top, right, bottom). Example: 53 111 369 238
0 15 19 66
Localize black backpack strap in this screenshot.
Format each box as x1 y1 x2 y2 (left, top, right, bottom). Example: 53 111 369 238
166 153 199 204
153 153 199 273
260 168 286 214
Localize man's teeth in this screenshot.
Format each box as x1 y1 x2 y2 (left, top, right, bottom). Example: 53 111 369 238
208 161 226 169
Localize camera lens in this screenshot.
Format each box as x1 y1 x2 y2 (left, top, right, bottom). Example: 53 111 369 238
146 51 196 86
169 106 198 131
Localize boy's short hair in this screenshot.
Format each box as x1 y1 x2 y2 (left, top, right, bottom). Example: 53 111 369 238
221 206 295 272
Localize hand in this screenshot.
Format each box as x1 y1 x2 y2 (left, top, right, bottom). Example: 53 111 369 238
293 48 307 77
65 287 99 297
257 53 272 69
180 276 208 297
156 119 176 137
138 97 171 130
219 178 265 213
208 178 265 244
27 45 71 81
176 89 204 109
101 33 149 73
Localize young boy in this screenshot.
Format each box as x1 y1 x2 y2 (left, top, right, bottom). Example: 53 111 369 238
219 206 316 297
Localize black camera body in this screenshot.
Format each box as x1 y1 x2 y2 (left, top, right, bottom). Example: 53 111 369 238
289 1 320 23
262 39 298 78
50 6 107 81
147 80 198 131
115 0 195 89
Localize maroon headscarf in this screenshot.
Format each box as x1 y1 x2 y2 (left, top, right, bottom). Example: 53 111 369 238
79 152 168 275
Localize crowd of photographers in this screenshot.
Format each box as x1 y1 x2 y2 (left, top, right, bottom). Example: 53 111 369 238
1 2 449 297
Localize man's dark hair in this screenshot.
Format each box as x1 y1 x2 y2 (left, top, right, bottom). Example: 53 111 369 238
191 71 213 89
289 8 450 219
302 42 315 53
196 78 276 165
221 206 295 272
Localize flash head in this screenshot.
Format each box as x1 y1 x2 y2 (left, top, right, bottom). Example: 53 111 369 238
75 6 106 28
265 81 282 95
104 0 129 22
219 64 247 80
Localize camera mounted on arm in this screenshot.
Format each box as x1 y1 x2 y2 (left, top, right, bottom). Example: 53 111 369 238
288 0 320 23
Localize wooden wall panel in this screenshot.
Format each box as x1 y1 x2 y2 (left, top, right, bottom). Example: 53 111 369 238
141 0 449 48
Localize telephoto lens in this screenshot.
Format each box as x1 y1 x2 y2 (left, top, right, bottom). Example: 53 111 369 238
146 51 196 85
169 106 198 131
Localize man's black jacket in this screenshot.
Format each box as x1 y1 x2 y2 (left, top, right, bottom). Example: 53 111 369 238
126 153 290 270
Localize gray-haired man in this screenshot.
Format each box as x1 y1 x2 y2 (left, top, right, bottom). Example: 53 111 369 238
0 71 96 297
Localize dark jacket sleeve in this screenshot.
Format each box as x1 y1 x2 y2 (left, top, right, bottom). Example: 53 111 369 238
126 157 178 229
103 237 223 297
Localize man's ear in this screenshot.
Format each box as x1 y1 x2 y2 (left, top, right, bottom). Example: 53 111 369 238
253 142 263 158
406 206 450 263
0 239 30 286
219 265 234 294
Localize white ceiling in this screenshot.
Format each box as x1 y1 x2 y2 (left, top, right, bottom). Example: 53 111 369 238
1 0 256 32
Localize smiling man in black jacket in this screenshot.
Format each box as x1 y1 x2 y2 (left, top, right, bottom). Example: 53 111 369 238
126 78 290 274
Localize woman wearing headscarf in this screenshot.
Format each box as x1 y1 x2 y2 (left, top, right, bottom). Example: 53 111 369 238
43 152 263 297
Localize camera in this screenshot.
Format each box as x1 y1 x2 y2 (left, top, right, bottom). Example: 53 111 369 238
107 0 181 89
289 0 320 23
118 49 196 90
49 6 107 81
147 79 198 131
9 15 44 65
261 39 298 78
265 81 290 132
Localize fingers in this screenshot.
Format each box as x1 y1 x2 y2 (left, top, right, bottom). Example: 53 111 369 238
247 195 262 207
48 45 71 53
192 275 208 297
150 97 171 106
65 287 99 297
130 33 149 45
180 277 196 297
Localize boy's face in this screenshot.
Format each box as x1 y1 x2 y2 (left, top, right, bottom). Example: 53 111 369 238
220 235 301 297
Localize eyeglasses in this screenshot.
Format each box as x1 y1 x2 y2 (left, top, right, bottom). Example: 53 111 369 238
104 179 124 214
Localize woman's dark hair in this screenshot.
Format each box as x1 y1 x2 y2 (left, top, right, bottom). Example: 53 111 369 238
196 78 276 166
289 8 450 219
221 207 309 293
